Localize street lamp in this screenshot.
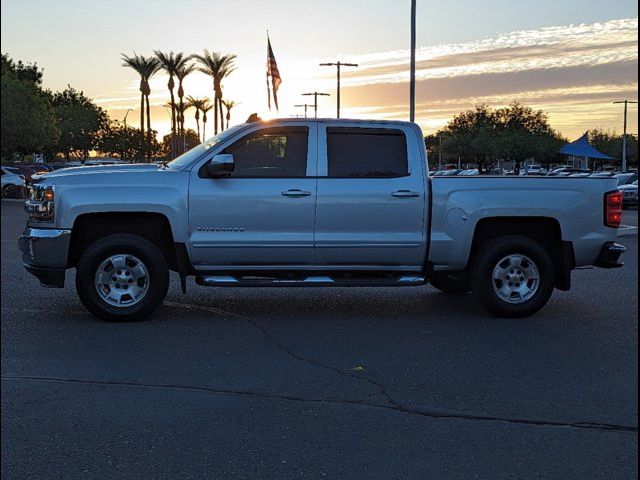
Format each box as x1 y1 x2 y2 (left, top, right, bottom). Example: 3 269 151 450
294 104 313 118
613 100 638 172
301 92 330 118
123 108 133 128
319 61 358 118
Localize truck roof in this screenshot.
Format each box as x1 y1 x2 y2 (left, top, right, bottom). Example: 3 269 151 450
249 117 419 128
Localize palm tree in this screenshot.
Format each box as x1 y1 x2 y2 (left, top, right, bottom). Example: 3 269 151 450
174 63 196 154
191 50 236 135
121 53 160 160
186 96 205 140
166 101 189 153
221 100 238 130
200 99 213 141
154 51 189 145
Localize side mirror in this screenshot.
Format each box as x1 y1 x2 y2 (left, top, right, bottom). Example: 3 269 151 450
206 154 234 177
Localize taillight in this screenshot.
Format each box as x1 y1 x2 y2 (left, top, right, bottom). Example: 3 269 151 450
604 190 623 228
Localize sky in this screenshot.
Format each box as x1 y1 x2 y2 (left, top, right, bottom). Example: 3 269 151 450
1 0 638 140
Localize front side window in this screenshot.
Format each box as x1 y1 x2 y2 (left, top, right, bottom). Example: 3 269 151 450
223 127 309 177
327 127 408 178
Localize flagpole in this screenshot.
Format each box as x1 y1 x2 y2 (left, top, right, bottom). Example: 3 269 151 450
266 30 272 110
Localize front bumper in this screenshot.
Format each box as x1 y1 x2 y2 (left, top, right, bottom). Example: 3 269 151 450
18 227 71 287
593 242 626 269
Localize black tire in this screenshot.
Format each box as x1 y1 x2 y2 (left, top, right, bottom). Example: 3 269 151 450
429 272 470 294
75 234 169 321
470 235 555 318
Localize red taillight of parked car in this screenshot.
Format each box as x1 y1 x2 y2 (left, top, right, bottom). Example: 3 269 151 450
604 190 623 228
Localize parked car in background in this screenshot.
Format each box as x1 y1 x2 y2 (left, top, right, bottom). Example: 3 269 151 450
619 180 638 209
547 167 592 177
1 166 26 197
458 169 479 175
615 172 638 186
522 164 546 175
439 169 463 176
6 164 50 184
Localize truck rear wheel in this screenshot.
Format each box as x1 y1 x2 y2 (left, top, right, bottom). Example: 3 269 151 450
470 236 554 318
75 234 169 321
429 272 470 294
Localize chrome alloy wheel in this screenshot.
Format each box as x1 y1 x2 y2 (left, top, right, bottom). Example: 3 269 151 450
491 254 540 304
94 254 149 307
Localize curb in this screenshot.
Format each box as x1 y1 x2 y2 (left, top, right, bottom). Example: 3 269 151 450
1 198 27 203
618 225 638 237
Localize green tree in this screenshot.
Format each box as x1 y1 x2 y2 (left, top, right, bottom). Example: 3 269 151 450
1 53 43 85
440 105 498 173
1 73 59 159
154 51 189 151
98 120 160 161
201 100 213 141
439 102 564 174
493 102 563 173
186 96 205 140
175 63 196 137
221 99 237 131
121 54 160 160
191 50 236 135
47 86 109 161
160 129 200 159
588 128 638 169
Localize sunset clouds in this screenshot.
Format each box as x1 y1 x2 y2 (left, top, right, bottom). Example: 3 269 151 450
93 17 637 139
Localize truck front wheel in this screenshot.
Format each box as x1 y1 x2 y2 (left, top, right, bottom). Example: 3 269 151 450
470 236 555 318
75 234 169 321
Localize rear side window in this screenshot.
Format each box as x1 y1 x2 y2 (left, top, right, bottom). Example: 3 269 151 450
327 127 408 178
223 127 308 177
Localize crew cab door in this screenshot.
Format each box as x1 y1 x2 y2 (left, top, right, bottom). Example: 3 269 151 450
314 123 427 267
188 123 317 267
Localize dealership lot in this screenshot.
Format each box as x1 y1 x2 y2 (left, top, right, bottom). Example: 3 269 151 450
1 200 637 478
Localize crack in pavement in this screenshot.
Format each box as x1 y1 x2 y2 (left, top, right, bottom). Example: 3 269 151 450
2 375 637 434
160 301 638 435
164 300 395 406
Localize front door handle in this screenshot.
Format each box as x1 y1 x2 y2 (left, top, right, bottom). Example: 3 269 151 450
282 189 312 198
391 190 420 198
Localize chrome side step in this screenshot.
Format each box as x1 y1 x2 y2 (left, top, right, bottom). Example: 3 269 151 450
195 274 426 287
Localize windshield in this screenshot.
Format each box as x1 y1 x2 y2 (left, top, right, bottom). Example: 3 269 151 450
616 173 636 185
164 123 249 170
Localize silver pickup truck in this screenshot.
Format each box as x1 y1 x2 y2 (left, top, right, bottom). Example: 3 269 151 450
19 119 626 321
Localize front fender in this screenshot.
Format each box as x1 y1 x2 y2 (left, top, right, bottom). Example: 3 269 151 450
54 172 190 242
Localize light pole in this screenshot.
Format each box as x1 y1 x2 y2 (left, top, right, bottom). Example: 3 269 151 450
613 100 638 172
123 108 133 128
294 104 313 118
319 61 358 118
409 0 416 123
302 92 330 118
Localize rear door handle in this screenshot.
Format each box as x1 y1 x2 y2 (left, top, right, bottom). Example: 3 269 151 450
282 189 312 198
391 190 420 198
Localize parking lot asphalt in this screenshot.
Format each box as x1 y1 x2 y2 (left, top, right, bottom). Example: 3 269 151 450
1 200 638 479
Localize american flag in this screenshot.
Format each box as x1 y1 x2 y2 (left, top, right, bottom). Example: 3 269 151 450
266 36 281 110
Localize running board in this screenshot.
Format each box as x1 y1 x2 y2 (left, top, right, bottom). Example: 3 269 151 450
195 274 426 287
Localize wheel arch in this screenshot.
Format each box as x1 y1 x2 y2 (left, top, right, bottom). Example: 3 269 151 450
469 216 574 291
67 212 190 276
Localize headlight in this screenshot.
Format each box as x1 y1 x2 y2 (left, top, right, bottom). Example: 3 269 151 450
25 185 55 222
